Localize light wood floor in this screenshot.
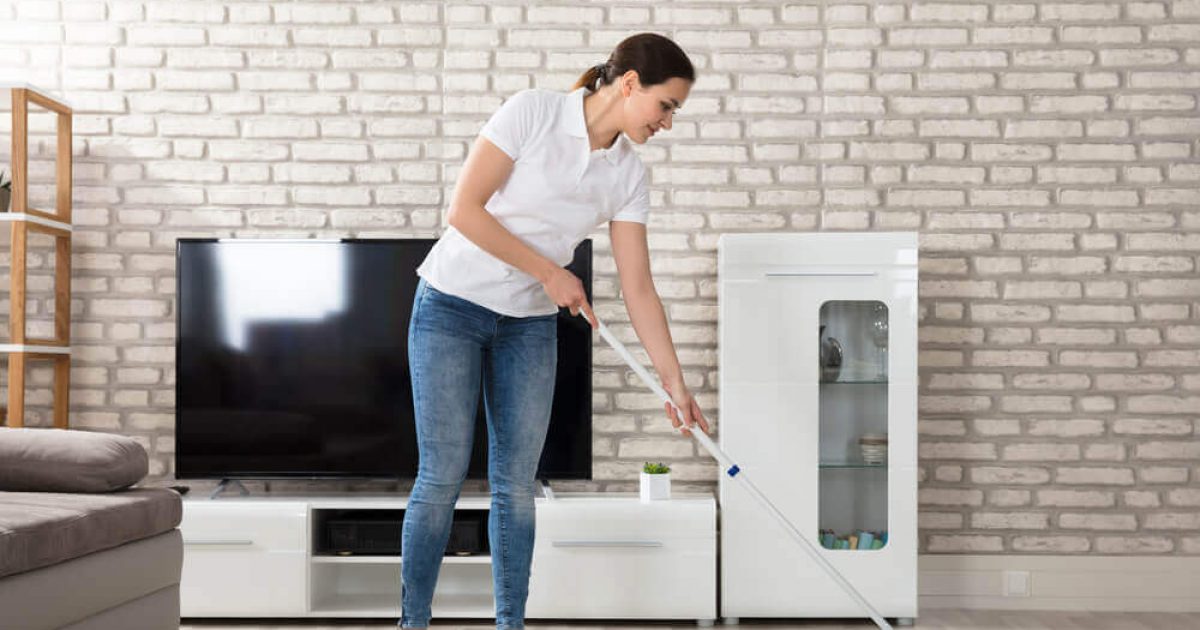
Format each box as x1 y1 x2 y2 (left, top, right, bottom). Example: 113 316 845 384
181 609 1200 630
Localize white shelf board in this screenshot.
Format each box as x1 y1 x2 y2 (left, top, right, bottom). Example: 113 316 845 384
309 592 494 618
0 81 74 110
0 344 70 355
311 554 490 565
0 213 73 232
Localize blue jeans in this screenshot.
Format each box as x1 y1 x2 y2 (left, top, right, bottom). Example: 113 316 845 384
400 277 557 629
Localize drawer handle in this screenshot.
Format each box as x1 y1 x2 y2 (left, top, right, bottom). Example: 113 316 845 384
184 539 255 546
552 540 663 548
766 270 878 277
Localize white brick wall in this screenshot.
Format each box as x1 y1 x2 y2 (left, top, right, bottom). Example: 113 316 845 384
1 0 1198 556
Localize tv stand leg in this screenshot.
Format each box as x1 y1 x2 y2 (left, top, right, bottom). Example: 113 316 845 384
539 478 555 501
209 479 251 499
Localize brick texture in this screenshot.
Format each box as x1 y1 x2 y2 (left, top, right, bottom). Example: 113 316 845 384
1 0 1197 556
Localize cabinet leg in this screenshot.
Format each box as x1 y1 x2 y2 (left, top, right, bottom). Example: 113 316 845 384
722 617 739 626
895 617 915 626
697 619 715 627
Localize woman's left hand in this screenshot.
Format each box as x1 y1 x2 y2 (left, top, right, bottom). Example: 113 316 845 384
663 378 711 437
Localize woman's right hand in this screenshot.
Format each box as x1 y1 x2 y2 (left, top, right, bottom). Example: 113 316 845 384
542 267 597 329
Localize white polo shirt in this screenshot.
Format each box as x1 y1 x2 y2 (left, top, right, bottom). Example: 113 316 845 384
416 87 650 317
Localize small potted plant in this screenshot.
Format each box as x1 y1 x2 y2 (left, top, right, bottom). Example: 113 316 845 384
640 461 671 502
0 169 10 212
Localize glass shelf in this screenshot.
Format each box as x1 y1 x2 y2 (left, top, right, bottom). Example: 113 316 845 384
819 461 887 469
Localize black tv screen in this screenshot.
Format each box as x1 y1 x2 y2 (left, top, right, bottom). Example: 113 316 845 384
175 238 592 480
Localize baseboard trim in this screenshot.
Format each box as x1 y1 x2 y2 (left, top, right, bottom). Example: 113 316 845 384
919 554 1200 613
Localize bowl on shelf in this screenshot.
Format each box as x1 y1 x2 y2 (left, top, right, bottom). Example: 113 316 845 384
858 433 888 465
819 325 842 382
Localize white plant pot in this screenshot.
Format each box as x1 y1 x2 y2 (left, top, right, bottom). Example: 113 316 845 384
639 471 671 502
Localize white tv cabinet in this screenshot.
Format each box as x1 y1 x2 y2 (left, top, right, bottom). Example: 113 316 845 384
179 492 716 623
718 233 918 624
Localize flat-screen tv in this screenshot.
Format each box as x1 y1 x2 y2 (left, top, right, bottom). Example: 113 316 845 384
175 238 592 480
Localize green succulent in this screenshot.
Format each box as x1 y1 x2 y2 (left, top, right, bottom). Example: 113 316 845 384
642 462 670 474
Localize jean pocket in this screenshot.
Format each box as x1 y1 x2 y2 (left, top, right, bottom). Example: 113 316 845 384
424 283 464 307
417 286 492 333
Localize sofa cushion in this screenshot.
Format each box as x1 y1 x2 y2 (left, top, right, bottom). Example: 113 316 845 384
0 428 148 493
0 488 182 579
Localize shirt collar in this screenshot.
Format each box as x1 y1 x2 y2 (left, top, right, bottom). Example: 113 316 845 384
560 87 625 166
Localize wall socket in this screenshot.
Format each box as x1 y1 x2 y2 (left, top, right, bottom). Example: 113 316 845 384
1003 570 1031 597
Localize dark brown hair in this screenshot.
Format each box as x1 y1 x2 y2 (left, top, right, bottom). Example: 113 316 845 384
572 33 695 92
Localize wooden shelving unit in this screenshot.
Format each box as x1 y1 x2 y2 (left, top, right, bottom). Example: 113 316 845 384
1 83 73 428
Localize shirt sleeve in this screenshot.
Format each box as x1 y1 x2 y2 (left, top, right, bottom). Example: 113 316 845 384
478 89 539 161
611 164 650 224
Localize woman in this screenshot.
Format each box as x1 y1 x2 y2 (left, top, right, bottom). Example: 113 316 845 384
401 33 712 629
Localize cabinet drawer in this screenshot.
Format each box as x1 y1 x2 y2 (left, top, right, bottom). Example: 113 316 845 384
181 548 307 616
528 536 715 619
536 500 714 540
182 502 308 552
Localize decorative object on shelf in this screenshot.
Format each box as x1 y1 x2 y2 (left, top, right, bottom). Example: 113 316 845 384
819 324 843 382
869 303 889 379
858 433 888 465
0 168 10 212
821 528 888 550
640 461 671 502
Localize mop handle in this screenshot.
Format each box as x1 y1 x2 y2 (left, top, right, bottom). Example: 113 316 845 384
577 310 894 630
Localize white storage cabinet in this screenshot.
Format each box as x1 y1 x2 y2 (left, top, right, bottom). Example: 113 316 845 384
718 232 918 624
180 493 716 622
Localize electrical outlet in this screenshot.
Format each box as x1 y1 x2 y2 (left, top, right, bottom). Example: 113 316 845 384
1003 570 1031 597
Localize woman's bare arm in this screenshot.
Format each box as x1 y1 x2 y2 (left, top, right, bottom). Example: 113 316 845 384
610 219 710 434
446 135 597 324
609 220 683 385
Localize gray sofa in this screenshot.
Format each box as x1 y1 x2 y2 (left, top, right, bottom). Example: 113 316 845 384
0 428 183 630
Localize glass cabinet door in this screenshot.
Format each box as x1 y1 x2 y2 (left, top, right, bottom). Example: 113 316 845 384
817 300 889 551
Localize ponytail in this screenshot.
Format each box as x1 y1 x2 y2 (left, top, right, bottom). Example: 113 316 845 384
570 33 695 93
572 62 609 92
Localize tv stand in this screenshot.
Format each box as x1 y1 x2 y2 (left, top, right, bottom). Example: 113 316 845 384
179 492 716 622
208 478 251 499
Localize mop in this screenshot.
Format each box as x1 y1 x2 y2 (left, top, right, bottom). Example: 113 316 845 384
579 311 894 630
